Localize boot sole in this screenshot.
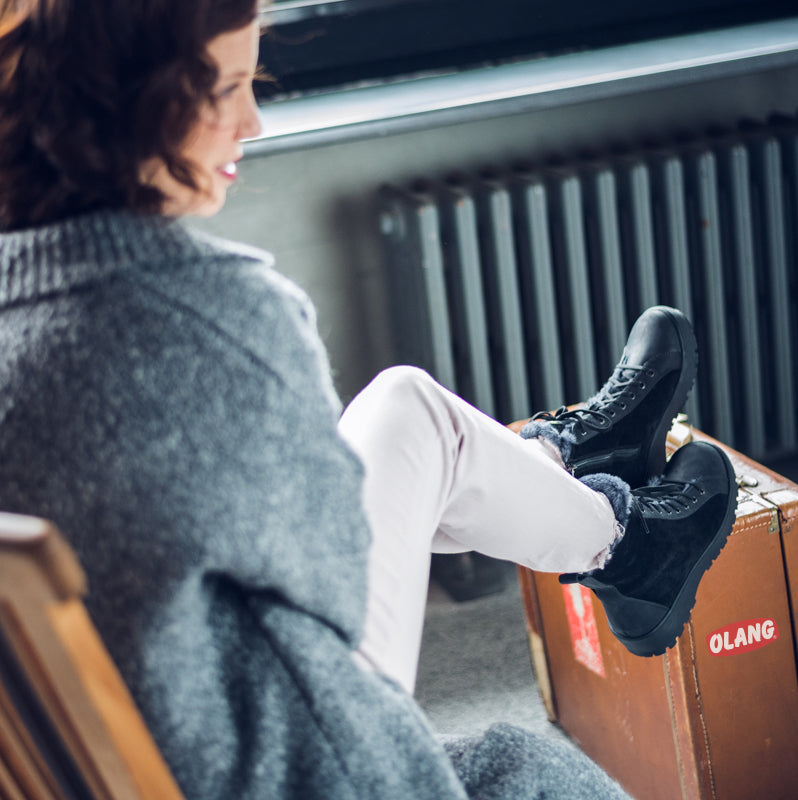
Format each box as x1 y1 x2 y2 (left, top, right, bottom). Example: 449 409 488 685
612 443 737 657
642 306 698 484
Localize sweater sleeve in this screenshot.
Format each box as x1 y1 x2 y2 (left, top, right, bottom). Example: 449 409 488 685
92 255 373 646
142 578 471 800
0 242 371 646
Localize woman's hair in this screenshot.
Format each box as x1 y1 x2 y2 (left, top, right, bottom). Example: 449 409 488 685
0 0 263 230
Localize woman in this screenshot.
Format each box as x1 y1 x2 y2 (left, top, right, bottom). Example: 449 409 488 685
0 2 736 798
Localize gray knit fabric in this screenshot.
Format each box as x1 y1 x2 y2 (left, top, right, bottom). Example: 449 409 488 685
0 210 630 800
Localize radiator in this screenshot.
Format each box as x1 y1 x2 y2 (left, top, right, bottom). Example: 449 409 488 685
377 116 798 461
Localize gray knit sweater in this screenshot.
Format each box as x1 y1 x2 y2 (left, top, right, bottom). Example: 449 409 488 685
0 210 629 800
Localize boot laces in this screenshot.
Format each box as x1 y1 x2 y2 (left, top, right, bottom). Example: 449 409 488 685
531 363 653 433
633 480 702 515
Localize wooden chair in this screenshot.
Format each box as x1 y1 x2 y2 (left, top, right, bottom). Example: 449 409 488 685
0 512 185 800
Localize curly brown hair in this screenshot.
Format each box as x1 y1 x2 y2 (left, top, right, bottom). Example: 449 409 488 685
0 0 264 230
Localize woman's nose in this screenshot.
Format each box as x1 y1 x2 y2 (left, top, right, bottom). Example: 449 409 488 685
238 89 262 141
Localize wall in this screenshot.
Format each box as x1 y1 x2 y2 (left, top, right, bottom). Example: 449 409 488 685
193 61 798 404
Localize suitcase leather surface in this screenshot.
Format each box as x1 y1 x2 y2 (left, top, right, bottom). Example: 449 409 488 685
519 425 798 800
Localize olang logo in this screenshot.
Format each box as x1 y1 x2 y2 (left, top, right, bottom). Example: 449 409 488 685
707 619 779 656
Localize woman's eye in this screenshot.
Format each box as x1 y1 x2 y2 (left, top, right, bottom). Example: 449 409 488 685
215 83 239 100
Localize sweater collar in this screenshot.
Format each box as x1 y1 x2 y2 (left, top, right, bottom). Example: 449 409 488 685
0 210 199 306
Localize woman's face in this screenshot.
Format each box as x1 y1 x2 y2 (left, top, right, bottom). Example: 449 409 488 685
144 19 263 217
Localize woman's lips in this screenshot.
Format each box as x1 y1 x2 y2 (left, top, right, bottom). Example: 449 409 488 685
217 161 238 180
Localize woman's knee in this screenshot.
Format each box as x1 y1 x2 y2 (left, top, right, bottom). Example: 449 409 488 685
367 365 436 400
341 366 441 438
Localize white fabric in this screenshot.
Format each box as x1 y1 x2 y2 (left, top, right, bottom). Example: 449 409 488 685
338 366 619 693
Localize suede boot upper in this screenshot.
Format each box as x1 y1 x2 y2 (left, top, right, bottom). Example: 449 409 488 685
561 441 737 657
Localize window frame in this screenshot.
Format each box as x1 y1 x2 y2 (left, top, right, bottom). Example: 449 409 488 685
258 0 798 97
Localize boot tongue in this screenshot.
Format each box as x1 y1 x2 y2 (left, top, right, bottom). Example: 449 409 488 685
587 354 634 408
634 481 694 514
612 354 642 382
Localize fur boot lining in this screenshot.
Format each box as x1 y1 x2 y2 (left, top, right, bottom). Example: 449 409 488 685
519 419 576 463
579 472 633 571
580 472 633 528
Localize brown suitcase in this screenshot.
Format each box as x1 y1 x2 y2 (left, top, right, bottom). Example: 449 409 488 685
518 421 798 800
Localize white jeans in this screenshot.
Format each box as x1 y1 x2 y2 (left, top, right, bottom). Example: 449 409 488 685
338 366 618 693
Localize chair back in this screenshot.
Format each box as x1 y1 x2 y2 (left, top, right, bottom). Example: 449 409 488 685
0 512 185 800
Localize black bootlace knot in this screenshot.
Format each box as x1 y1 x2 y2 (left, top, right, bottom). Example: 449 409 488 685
531 364 653 434
633 480 702 516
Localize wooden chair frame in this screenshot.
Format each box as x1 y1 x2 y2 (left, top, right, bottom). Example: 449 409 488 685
0 513 184 800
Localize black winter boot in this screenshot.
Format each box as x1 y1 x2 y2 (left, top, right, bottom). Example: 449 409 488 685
521 306 697 487
561 441 737 657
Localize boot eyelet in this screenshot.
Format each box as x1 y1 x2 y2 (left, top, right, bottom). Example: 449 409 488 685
646 369 655 377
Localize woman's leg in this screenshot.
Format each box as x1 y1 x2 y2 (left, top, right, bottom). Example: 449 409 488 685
338 366 619 693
